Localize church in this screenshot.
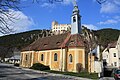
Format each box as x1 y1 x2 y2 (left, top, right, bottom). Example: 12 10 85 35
20 1 87 72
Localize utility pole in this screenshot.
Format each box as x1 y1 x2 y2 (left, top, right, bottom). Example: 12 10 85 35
90 48 92 74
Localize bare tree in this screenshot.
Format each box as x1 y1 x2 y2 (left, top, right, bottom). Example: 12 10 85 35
96 0 107 4
0 0 63 34
0 0 107 34
0 0 20 34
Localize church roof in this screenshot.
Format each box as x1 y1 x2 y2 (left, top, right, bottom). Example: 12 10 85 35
22 33 85 51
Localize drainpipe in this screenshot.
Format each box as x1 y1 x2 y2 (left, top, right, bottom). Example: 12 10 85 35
61 47 63 71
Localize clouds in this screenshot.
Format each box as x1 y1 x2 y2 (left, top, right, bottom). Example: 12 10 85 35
62 0 74 5
98 16 120 25
82 24 98 30
0 9 34 35
100 0 120 14
41 3 55 8
98 19 118 25
41 0 77 8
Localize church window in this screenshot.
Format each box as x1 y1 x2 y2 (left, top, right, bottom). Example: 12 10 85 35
73 16 76 23
41 54 44 61
25 55 28 61
54 53 57 61
69 54 72 63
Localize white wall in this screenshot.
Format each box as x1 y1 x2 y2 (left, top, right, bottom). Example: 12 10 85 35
117 35 120 68
102 48 119 68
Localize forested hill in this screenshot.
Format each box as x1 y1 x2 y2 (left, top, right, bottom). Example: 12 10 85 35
0 28 120 58
93 28 120 47
0 29 52 58
0 30 51 48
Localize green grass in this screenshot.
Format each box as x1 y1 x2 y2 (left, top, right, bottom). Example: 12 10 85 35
44 70 98 79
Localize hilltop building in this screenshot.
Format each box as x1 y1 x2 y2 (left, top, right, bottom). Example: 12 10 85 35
20 0 87 72
51 21 71 35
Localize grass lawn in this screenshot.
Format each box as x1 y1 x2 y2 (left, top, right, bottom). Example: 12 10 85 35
45 70 98 80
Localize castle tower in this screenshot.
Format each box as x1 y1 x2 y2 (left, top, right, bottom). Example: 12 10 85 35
71 0 81 34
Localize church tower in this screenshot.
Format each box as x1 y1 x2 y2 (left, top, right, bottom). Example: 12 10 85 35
71 0 81 34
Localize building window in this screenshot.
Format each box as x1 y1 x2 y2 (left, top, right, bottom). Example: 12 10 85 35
69 54 72 63
114 53 116 57
54 53 57 61
25 55 28 61
114 62 117 66
73 16 76 23
41 54 44 61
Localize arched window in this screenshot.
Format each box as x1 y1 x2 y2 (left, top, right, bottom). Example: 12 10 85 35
54 53 57 61
73 16 76 23
69 54 72 63
25 55 28 61
41 54 44 61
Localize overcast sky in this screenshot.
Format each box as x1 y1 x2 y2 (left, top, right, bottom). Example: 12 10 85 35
8 0 120 33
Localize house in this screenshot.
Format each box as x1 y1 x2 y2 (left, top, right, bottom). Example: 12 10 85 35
8 48 21 64
116 35 120 67
102 35 120 68
20 1 87 72
8 55 20 64
88 45 103 73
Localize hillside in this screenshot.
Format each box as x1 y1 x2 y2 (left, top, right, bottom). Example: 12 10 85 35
0 28 120 58
0 29 52 58
93 28 120 48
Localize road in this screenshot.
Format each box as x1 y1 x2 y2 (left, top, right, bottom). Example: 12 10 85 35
0 63 115 80
0 63 92 80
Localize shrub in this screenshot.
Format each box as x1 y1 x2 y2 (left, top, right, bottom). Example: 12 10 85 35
30 63 50 71
14 63 19 67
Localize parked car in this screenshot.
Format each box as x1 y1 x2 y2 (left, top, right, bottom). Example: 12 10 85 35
114 69 120 80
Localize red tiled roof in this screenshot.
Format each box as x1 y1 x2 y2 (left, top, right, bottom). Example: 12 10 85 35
22 33 85 51
66 34 85 47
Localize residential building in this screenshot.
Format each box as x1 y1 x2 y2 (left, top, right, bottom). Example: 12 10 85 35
8 48 21 64
51 21 71 35
20 1 87 72
102 41 119 68
117 35 120 67
8 55 20 64
88 45 103 73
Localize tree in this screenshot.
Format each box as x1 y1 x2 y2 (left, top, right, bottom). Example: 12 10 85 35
0 0 63 34
96 0 107 4
0 0 106 34
0 0 20 34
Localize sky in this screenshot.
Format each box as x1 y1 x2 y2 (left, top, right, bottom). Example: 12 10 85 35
6 0 120 34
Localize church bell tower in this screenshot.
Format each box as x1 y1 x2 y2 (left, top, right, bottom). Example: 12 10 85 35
71 0 81 34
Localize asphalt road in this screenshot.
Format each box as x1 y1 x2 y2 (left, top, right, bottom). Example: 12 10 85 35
0 63 115 80
0 63 92 80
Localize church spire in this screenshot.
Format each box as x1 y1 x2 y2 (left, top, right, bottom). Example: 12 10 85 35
71 0 81 34
73 0 77 7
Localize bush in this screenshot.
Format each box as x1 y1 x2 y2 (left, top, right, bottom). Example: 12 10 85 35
14 63 19 67
30 63 50 71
